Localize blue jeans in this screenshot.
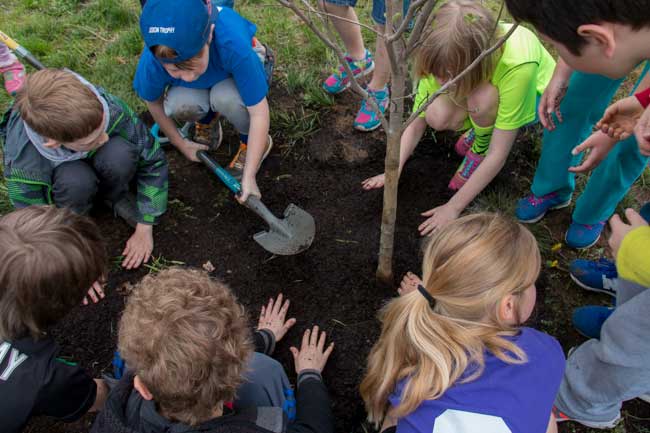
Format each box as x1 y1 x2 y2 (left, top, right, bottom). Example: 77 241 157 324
372 0 410 25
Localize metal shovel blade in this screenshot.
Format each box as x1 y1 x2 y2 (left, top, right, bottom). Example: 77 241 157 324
250 202 315 255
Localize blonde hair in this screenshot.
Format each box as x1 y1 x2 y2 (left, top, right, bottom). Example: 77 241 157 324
152 44 208 71
360 213 541 426
415 0 500 98
118 268 253 425
15 69 104 142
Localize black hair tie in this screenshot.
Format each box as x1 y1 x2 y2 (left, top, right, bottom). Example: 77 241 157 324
417 284 436 309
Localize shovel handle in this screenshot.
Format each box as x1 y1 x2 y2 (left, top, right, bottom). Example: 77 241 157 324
0 31 46 70
197 150 242 195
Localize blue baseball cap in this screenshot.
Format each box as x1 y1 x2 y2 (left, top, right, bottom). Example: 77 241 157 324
140 0 215 64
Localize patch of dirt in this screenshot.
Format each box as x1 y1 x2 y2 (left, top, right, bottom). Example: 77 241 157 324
25 89 650 433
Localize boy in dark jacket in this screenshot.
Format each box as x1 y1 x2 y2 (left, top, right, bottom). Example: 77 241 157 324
1 69 168 269
91 268 335 433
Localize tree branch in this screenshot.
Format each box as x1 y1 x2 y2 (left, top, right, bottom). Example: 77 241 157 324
403 23 518 127
405 0 437 55
386 0 428 43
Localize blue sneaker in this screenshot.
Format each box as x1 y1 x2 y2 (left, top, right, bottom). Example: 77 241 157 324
640 202 650 222
565 220 606 249
569 258 618 297
515 192 571 223
572 306 614 339
354 86 389 131
322 49 374 94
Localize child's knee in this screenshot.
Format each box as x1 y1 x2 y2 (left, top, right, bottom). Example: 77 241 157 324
425 100 464 131
94 137 138 182
164 88 210 122
52 163 98 213
467 83 498 126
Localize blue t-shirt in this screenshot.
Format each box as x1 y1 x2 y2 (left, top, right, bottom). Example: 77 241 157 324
389 328 565 433
133 5 268 106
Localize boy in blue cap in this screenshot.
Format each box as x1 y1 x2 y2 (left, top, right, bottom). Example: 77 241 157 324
135 0 272 203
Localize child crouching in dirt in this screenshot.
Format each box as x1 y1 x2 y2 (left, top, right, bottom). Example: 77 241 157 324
362 0 555 236
91 268 335 433
360 213 565 433
0 206 110 433
1 68 168 270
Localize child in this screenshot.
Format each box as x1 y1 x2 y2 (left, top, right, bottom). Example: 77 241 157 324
135 0 272 203
91 268 334 433
360 213 565 433
1 68 168 270
0 206 109 433
362 0 555 236
505 0 650 427
0 42 25 95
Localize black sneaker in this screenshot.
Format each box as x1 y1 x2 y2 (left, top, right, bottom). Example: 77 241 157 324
109 193 139 228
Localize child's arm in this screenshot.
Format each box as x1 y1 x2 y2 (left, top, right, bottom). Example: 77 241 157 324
419 128 518 236
538 57 573 131
255 293 296 355
238 97 270 203
146 97 209 162
5 179 50 208
546 414 558 433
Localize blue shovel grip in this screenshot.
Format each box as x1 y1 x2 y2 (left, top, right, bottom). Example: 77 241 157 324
197 151 242 195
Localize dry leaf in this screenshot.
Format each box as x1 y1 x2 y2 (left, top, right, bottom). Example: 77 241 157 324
202 261 215 272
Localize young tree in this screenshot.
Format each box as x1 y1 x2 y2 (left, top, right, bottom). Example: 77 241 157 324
277 0 516 284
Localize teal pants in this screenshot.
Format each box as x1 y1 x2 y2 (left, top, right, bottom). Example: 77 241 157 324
530 67 650 225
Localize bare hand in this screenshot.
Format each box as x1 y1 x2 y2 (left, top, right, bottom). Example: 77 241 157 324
538 75 569 130
419 203 460 236
178 139 209 162
634 105 650 156
568 131 617 173
596 96 644 141
82 279 106 305
290 325 334 374
398 271 423 296
237 176 261 204
608 208 648 258
257 293 296 342
361 173 386 191
122 224 153 269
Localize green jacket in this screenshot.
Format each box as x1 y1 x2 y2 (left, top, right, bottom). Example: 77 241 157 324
1 89 168 224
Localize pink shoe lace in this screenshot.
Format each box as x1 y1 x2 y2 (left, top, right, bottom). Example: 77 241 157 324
526 192 558 207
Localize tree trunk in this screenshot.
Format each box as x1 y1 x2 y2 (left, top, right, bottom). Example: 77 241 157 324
376 1 406 285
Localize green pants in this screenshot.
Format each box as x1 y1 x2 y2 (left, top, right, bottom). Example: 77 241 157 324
531 67 650 225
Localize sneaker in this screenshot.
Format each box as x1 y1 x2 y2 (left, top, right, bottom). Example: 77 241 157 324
322 50 374 95
565 220 606 249
0 59 26 96
354 86 389 132
552 405 621 429
569 258 618 297
192 116 223 150
109 193 139 228
515 192 572 224
448 150 484 191
640 201 650 223
227 135 273 181
572 306 614 339
454 129 475 156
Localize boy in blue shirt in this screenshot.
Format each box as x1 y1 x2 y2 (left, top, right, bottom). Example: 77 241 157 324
135 0 272 202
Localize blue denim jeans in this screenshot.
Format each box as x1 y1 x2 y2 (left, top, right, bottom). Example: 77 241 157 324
372 0 410 25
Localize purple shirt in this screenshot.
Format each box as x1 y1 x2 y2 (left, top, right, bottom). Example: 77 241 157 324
389 327 565 433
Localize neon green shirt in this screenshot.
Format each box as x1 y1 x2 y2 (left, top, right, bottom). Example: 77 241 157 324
617 226 650 287
414 24 556 130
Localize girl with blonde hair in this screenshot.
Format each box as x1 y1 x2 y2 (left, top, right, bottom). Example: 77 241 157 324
362 0 555 237
360 213 565 433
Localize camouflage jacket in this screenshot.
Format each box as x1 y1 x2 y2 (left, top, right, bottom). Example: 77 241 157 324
0 89 168 224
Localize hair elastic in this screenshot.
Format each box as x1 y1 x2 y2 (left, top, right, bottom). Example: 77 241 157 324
417 285 436 309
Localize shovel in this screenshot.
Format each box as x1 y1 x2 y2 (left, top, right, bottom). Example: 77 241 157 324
197 151 315 255
0 31 46 70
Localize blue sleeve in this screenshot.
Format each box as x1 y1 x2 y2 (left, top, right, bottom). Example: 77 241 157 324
230 51 268 106
133 50 169 102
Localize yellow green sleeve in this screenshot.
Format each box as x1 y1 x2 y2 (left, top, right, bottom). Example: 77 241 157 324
493 62 539 130
616 226 650 287
413 76 441 117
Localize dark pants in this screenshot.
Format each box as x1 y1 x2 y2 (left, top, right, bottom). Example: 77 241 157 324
52 136 138 215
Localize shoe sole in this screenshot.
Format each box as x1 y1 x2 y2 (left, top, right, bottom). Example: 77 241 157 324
354 119 382 132
569 274 617 297
565 231 601 250
556 417 621 429
518 199 572 224
325 63 376 95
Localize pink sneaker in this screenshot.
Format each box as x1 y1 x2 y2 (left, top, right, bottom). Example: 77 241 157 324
449 150 484 190
454 129 475 156
1 60 26 96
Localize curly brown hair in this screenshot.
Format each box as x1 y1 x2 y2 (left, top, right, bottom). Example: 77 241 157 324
118 267 253 425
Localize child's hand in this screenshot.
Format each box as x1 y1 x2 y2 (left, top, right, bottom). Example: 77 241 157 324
257 293 296 342
398 272 423 296
361 173 386 191
178 138 209 162
419 203 460 236
122 223 153 269
568 131 617 173
82 279 106 305
596 96 644 141
238 176 261 204
633 105 650 156
538 75 569 131
608 208 648 258
290 326 334 374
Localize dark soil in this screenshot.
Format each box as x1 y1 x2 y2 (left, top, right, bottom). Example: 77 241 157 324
25 89 650 433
